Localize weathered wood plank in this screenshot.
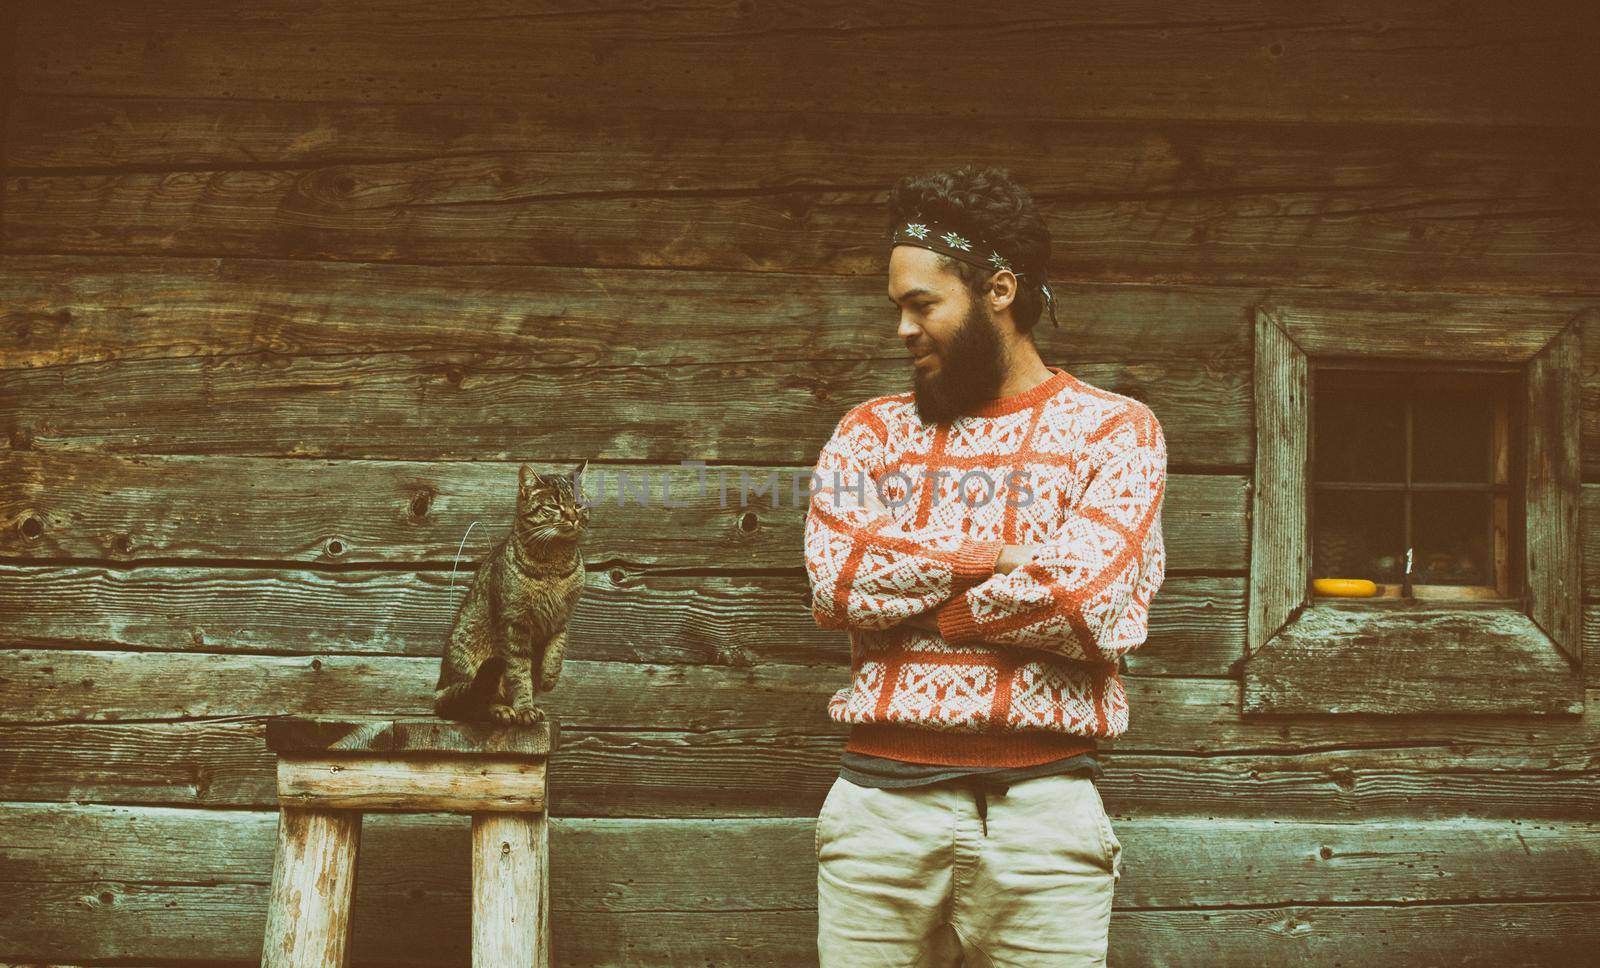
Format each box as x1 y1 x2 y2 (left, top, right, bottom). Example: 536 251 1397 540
1243 604 1584 716
1273 296 1579 363
470 812 549 968
260 808 360 968
9 646 1600 745
1584 482 1600 599
10 91 1600 182
1246 306 1307 657
1106 903 1600 968
3 803 1598 964
0 0 12 253
1576 308 1600 484
277 755 547 813
1585 598 1600 684
5 109 1597 291
266 716 554 756
5 902 1596 968
1525 320 1585 670
0 453 1249 569
13 3 1596 126
3 716 1599 820
0 354 1248 465
7 278 1597 469
0 564 1245 676
0 649 832 730
0 255 1252 371
0 963 170 967
5 803 1597 908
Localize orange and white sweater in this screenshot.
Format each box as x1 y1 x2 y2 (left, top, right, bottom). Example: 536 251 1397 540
803 366 1166 768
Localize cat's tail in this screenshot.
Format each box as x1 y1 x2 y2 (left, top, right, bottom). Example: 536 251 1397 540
432 656 505 720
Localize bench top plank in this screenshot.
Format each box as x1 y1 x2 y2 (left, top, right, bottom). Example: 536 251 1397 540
266 716 556 757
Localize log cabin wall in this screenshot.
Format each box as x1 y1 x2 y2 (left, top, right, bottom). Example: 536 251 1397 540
2 2 1598 965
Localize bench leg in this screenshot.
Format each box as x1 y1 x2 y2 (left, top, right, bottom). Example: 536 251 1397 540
262 807 361 968
472 811 550 968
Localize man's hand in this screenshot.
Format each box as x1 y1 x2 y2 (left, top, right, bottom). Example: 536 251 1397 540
899 610 942 632
862 479 892 518
995 543 1039 575
893 544 1040 636
860 481 1035 633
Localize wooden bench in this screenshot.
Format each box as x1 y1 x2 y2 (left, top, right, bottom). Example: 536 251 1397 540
260 715 558 967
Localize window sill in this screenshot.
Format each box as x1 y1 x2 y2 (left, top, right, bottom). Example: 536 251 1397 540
1240 602 1584 717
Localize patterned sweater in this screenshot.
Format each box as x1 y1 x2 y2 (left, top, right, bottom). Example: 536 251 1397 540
803 366 1166 767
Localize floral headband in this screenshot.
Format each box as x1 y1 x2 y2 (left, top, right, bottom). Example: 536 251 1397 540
889 214 1059 328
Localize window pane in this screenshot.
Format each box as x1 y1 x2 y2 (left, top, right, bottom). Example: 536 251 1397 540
1313 488 1406 584
1313 380 1406 483
1412 383 1492 483
1413 490 1492 585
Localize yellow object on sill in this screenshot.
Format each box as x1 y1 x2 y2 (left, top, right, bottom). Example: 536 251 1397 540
1312 578 1379 597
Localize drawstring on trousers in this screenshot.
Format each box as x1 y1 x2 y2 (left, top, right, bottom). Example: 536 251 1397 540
963 778 1011 837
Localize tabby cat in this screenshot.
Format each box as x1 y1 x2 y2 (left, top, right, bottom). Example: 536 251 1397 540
434 461 590 725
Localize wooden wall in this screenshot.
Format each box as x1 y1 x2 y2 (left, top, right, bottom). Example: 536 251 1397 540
3 2 1598 965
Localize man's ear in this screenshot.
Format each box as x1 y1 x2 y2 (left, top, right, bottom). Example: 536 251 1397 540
987 269 1018 312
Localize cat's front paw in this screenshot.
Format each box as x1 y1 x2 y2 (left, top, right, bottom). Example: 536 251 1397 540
488 703 517 725
512 704 546 726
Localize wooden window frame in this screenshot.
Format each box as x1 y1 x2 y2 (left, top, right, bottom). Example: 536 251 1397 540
1242 301 1586 717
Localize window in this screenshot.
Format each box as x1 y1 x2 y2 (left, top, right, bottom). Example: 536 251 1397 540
1311 366 1521 602
1241 302 1585 716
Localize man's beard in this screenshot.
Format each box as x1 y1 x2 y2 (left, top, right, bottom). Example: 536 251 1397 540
911 293 1008 425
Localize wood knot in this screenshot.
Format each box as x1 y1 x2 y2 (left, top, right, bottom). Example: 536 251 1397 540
738 512 759 533
19 515 43 539
409 490 432 519
776 193 812 222
325 538 346 557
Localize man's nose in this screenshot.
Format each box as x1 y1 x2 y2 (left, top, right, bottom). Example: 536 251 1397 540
897 314 920 340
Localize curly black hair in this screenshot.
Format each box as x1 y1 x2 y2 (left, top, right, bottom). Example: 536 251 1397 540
886 164 1052 335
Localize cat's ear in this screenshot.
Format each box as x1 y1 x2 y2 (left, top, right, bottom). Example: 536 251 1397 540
570 459 590 505
522 464 556 494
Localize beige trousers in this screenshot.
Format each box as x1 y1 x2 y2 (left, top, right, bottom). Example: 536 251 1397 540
816 772 1122 967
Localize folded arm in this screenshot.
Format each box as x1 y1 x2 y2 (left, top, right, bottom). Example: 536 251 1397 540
804 405 1005 632
929 405 1168 664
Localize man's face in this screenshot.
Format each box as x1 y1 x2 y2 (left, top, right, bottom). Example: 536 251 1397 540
887 245 1007 424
